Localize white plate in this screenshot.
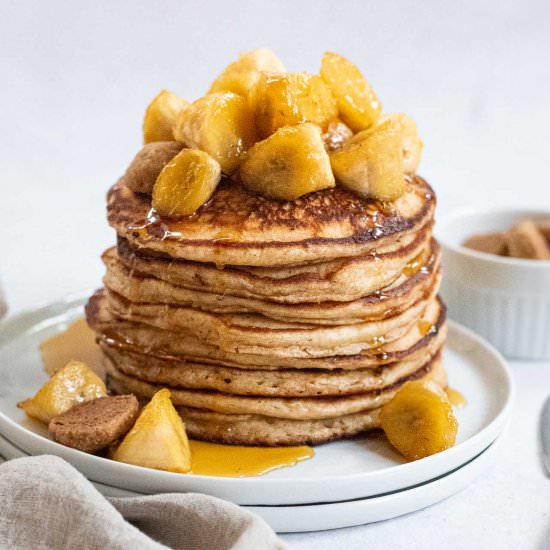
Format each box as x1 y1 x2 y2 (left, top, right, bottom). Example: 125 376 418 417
0 294 513 506
249 441 498 532
0 430 498 533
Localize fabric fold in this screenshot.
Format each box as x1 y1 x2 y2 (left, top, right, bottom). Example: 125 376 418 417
0 455 284 550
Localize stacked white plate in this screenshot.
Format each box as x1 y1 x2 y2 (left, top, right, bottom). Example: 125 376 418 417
0 295 513 533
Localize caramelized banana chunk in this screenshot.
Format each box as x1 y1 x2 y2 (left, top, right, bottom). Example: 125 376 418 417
241 123 335 200
143 90 189 143
112 389 191 473
254 72 337 138
175 92 256 173
380 113 423 173
380 380 458 461
320 52 381 132
330 118 405 200
18 361 107 424
152 148 221 216
209 48 285 98
322 120 354 151
124 141 184 194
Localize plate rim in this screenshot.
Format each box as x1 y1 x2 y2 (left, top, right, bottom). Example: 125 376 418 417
249 440 499 532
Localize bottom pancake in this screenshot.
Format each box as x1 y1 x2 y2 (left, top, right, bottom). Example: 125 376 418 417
177 407 383 446
106 357 447 445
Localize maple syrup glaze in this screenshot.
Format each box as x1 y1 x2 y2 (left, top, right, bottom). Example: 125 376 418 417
417 320 435 336
188 440 313 477
40 319 315 476
122 175 405 248
402 247 431 278
446 388 467 408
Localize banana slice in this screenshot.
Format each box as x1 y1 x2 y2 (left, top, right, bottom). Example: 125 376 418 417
152 148 221 216
240 123 335 200
254 72 338 138
209 48 285 98
143 90 189 143
380 380 458 461
320 51 381 132
174 92 256 174
330 118 405 200
380 113 423 173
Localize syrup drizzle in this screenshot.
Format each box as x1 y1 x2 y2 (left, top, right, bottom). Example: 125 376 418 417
188 440 313 477
402 248 430 278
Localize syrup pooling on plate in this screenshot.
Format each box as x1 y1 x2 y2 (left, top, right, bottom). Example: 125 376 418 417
188 440 313 477
40 318 103 376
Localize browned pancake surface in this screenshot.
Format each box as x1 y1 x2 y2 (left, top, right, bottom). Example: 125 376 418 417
107 175 435 266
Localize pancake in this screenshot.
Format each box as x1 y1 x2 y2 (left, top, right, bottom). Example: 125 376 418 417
92 162 446 446
98 329 445 396
176 407 383 446
108 175 435 266
103 352 443 420
177 358 444 445
107 375 383 445
109 359 448 446
105 357 447 446
103 240 441 325
116 223 432 304
89 71 445 448
105 287 438 357
86 289 446 370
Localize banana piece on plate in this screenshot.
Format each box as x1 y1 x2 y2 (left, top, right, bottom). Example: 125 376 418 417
152 148 221 216
380 380 458 461
241 123 335 201
320 51 381 132
143 90 189 143
174 92 256 174
330 118 405 201
112 389 192 473
17 360 107 424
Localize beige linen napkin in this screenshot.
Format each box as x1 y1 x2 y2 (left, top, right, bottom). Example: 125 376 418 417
0 455 284 550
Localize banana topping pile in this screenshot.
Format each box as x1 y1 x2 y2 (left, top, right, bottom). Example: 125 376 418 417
137 48 423 215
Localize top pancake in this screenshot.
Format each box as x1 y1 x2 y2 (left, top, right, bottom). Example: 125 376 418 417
108 174 435 266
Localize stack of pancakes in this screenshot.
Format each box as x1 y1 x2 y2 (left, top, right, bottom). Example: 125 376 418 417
86 174 447 446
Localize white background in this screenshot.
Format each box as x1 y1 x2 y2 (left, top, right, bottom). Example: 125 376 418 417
1 1 549 548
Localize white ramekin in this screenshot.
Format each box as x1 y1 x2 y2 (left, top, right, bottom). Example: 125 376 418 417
437 208 550 360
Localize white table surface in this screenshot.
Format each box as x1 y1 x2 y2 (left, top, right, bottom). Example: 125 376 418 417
1 1 549 548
